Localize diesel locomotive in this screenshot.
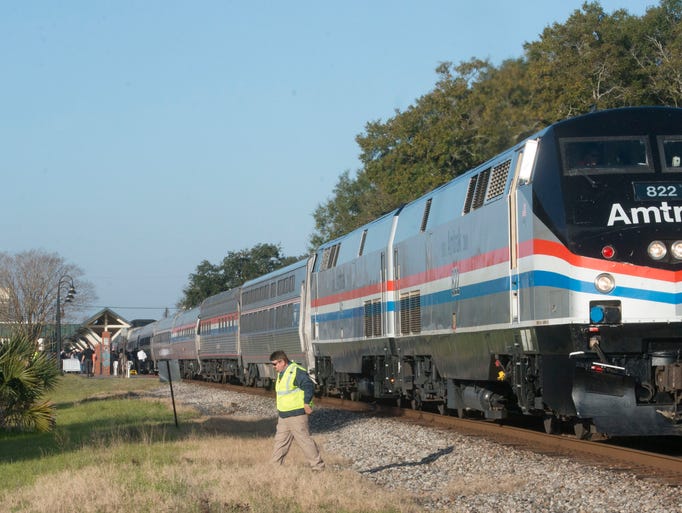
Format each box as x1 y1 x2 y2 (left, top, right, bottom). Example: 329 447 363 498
120 107 682 438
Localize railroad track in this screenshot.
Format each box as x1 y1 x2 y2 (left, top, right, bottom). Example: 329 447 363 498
193 380 682 486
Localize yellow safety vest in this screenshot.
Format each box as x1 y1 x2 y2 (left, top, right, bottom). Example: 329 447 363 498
275 363 306 412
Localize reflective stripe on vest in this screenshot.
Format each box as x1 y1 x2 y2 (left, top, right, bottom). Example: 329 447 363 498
275 363 306 412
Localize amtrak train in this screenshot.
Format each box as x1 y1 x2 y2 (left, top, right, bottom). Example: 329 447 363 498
120 107 682 438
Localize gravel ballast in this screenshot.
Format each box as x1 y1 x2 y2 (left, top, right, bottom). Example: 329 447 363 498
146 382 680 513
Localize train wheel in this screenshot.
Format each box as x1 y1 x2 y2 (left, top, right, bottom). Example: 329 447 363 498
573 420 592 440
437 403 446 415
543 415 559 434
411 393 422 411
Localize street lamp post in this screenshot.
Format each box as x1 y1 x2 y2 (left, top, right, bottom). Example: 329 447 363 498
55 274 76 369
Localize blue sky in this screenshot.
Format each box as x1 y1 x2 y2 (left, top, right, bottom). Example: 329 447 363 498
2 1 651 322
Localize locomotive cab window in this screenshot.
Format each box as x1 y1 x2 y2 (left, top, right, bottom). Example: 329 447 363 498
561 137 652 175
658 136 682 172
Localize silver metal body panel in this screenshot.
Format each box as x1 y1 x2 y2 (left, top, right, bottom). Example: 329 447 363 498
168 306 200 362
198 288 240 359
240 258 312 377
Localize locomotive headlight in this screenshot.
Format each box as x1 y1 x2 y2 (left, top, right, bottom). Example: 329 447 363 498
647 240 667 260
671 240 682 260
594 273 615 294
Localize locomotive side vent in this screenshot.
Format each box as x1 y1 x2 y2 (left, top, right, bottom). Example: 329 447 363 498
320 243 341 271
420 198 432 232
400 290 422 334
364 299 382 337
472 167 490 210
463 176 478 214
487 159 511 200
358 229 368 256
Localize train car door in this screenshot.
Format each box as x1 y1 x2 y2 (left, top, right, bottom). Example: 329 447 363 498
508 139 538 323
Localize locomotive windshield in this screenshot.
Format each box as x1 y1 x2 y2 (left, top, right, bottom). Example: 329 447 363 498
547 112 682 269
561 137 652 175
659 136 682 172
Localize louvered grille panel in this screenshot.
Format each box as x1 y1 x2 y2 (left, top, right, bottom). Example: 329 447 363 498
372 300 382 336
472 168 490 209
420 198 432 232
463 176 477 214
409 292 421 333
399 293 410 334
364 301 373 337
320 248 330 270
400 291 421 334
364 299 382 337
487 159 511 200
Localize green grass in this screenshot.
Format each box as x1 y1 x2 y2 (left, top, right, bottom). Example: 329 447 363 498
0 374 420 513
0 375 191 489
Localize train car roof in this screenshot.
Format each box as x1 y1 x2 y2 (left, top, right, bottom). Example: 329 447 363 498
153 315 175 331
199 287 240 308
173 306 200 326
315 207 402 251
241 257 309 289
136 321 156 338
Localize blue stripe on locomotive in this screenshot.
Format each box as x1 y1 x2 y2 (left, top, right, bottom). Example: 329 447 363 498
529 270 681 304
313 270 681 326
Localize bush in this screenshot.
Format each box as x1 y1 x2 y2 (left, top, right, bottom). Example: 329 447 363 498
0 335 61 432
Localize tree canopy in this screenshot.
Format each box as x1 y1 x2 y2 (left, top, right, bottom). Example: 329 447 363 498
178 243 300 309
182 1 682 302
310 0 682 247
0 250 96 342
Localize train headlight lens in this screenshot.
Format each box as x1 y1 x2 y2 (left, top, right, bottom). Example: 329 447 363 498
594 273 615 294
671 240 682 260
648 240 667 260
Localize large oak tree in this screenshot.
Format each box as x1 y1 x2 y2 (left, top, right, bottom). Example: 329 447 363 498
309 1 682 248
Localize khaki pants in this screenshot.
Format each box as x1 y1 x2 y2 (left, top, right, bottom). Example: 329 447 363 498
271 414 325 470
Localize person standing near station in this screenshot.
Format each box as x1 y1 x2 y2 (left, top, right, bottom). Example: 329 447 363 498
81 345 95 377
270 350 325 471
118 350 127 377
137 348 148 374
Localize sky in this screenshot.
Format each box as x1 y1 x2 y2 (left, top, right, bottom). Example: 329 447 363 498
2 1 653 323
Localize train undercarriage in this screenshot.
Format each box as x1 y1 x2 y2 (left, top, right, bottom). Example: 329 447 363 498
313 338 682 438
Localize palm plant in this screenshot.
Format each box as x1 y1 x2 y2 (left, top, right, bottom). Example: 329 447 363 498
0 335 61 432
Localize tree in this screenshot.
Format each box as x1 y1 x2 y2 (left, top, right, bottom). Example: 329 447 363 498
0 335 61 432
628 0 682 106
310 170 376 249
0 250 96 343
179 243 301 309
309 1 682 246
310 58 512 244
523 2 652 118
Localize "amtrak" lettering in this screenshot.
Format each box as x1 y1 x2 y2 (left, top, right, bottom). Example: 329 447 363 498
607 201 682 226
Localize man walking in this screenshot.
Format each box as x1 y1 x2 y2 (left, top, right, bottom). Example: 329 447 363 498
270 350 325 470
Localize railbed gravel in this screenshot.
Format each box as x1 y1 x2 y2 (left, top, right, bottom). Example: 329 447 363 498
146 382 680 513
